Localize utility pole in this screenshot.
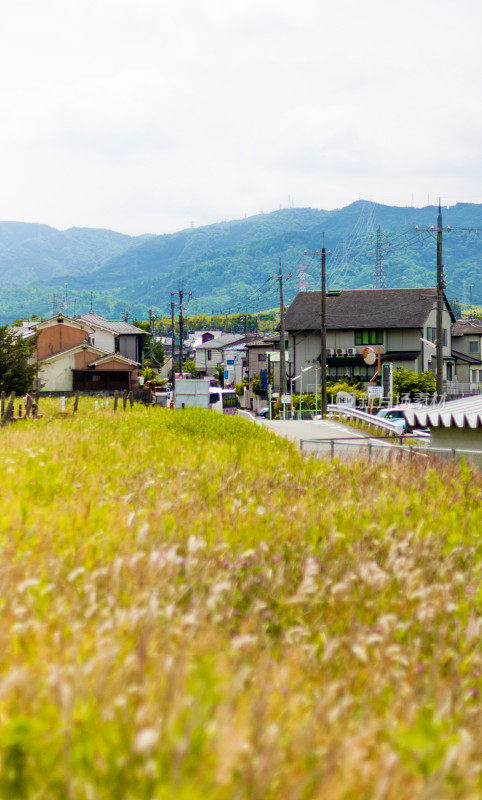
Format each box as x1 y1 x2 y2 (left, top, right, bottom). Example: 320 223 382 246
170 293 176 387
149 307 154 363
305 239 328 417
320 236 327 417
178 283 184 376
436 201 444 398
277 261 287 397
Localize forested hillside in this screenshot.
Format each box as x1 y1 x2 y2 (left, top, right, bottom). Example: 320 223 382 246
0 202 480 322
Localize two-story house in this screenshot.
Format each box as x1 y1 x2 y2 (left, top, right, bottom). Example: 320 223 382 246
284 287 456 386
195 334 250 377
26 314 145 392
78 313 147 364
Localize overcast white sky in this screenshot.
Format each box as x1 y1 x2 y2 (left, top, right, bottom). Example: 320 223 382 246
0 0 480 235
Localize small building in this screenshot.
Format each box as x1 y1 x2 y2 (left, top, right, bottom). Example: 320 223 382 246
38 344 140 392
404 395 482 467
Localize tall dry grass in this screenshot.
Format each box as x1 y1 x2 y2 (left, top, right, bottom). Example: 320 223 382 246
0 399 480 799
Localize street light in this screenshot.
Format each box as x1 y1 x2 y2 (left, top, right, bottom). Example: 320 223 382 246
293 366 313 419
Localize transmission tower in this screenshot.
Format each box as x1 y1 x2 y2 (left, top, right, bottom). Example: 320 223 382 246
374 226 385 288
297 264 312 292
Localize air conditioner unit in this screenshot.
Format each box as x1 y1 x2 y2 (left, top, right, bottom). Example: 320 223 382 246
346 348 356 357
327 348 335 357
336 348 346 356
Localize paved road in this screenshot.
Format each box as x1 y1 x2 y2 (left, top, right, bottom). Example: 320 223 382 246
237 411 406 461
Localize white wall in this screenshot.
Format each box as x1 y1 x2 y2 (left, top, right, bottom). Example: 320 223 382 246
88 328 114 352
39 353 74 390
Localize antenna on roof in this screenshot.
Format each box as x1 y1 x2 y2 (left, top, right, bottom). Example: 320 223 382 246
90 290 93 313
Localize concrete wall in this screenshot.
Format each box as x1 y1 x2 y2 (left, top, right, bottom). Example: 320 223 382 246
430 427 482 468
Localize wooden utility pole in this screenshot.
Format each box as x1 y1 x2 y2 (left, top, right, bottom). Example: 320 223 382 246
178 284 184 376
436 201 444 398
170 294 176 387
277 261 287 397
320 235 327 418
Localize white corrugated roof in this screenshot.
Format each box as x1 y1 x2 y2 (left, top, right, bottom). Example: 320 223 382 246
79 313 147 335
404 395 482 429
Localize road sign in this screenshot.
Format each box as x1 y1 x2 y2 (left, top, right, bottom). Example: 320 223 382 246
281 394 291 404
368 386 383 398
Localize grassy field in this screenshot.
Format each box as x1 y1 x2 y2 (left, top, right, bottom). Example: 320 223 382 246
0 399 480 799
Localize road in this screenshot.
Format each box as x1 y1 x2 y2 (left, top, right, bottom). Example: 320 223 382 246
237 411 407 461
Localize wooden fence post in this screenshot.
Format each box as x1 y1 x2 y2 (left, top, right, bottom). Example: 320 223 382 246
1 393 15 426
1 391 5 418
113 390 118 412
25 394 33 418
73 391 80 414
122 389 128 410
128 391 134 409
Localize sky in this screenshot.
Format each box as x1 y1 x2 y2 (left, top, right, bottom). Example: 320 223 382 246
0 0 480 235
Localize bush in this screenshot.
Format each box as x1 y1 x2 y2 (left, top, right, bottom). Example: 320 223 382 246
393 367 436 399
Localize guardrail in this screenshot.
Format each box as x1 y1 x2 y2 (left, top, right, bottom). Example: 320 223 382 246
327 404 406 435
299 437 482 465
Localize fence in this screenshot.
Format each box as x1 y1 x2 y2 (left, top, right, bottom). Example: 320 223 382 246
299 436 482 466
0 389 140 426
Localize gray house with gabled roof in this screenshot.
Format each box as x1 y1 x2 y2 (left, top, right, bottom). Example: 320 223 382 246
284 287 456 385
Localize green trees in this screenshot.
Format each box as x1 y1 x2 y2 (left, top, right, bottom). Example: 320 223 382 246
0 326 37 395
393 367 436 399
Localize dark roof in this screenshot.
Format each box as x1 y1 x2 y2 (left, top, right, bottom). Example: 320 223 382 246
451 348 482 365
284 288 456 331
245 333 283 348
452 320 482 336
79 313 147 335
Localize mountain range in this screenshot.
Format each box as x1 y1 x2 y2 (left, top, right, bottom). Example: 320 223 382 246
0 201 480 323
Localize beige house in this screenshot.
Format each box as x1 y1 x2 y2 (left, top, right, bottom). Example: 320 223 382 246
451 320 482 389
284 287 456 386
37 344 140 392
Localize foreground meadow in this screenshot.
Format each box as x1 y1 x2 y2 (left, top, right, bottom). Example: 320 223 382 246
0 400 480 799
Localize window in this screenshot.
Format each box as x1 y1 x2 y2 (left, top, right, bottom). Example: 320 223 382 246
426 327 447 345
354 330 383 345
114 336 119 353
207 350 212 361
447 363 453 381
258 353 266 362
469 340 479 353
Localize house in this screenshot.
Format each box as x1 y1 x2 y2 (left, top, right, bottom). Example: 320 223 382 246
195 334 250 377
242 334 290 411
78 313 147 364
450 320 482 390
284 287 456 386
37 344 140 392
22 313 143 392
403 395 482 466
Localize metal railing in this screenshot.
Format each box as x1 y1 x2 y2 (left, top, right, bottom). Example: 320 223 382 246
327 404 406 435
299 436 482 464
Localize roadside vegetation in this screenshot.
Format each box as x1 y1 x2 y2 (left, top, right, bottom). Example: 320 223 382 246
0 401 480 799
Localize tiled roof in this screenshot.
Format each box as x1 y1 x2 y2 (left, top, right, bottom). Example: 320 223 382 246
403 395 482 429
452 320 482 336
196 334 257 350
284 288 456 331
79 313 147 335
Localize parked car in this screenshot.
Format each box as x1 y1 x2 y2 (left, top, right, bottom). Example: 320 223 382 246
376 407 408 432
258 407 270 418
